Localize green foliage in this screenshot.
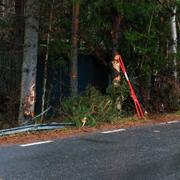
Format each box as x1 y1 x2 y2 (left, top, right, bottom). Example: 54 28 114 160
37 0 180 119
59 82 132 127
39 0 71 64
106 79 129 101
1 0 180 127
59 86 122 127
150 76 180 112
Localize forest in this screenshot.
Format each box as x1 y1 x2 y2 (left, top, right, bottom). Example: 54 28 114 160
0 0 179 129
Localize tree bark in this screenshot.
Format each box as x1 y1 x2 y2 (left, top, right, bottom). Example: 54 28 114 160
170 6 178 82
70 0 80 95
18 0 40 124
111 14 122 85
41 0 54 122
111 15 122 57
111 15 122 112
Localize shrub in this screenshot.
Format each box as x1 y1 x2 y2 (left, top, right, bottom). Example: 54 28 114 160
59 86 121 127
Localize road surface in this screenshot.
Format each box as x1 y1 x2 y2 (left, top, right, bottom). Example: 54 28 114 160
0 121 180 180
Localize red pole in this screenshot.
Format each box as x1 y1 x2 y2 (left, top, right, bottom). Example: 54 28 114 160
114 54 144 118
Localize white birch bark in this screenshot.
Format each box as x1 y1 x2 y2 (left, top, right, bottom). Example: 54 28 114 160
170 6 178 81
18 0 40 124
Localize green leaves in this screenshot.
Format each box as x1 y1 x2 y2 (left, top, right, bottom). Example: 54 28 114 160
125 31 144 43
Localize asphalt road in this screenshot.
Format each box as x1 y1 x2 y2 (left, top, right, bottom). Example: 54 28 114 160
0 121 180 180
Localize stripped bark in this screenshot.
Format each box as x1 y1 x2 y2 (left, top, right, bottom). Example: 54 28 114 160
18 0 40 124
111 14 122 86
111 15 123 112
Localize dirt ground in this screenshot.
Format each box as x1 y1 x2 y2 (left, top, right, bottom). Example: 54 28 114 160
0 113 180 146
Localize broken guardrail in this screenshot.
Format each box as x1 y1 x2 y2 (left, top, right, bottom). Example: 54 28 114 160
0 122 75 136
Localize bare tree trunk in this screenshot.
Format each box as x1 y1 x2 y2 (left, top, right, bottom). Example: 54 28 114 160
70 0 80 95
170 6 178 81
18 0 40 125
41 0 54 122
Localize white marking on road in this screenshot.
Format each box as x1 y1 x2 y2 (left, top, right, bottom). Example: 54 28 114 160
153 130 160 133
19 140 53 147
159 122 167 125
167 120 179 124
101 129 126 134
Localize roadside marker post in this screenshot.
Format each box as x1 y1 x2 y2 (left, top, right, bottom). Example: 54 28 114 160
114 54 144 119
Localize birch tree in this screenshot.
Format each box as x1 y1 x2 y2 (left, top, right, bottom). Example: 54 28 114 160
170 6 178 81
18 0 40 124
157 0 178 81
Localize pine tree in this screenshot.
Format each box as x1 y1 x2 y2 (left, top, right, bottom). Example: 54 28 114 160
70 0 80 95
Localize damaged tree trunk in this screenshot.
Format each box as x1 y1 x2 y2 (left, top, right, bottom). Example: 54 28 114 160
18 0 40 125
111 14 123 112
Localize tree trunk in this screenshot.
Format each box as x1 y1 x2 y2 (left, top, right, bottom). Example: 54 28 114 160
111 15 122 112
41 0 54 122
111 15 122 57
18 0 40 125
170 6 178 81
70 0 80 95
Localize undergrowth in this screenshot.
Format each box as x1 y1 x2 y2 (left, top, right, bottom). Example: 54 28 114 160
59 85 131 127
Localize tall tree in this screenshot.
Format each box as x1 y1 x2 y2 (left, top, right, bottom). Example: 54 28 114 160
70 0 80 95
111 1 124 112
170 6 178 81
18 0 40 124
41 0 54 122
157 0 178 81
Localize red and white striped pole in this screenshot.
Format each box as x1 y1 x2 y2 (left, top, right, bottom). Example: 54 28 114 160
114 54 144 118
